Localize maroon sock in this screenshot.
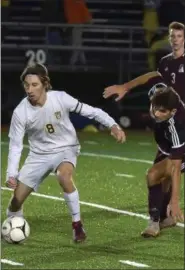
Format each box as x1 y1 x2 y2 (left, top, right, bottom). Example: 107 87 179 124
148 184 163 222
160 186 172 221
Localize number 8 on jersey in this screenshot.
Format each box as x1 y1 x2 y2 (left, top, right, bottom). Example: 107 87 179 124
46 124 55 134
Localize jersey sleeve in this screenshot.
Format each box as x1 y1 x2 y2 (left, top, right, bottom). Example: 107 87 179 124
61 92 117 128
61 92 80 112
7 111 25 179
168 118 185 160
79 103 117 128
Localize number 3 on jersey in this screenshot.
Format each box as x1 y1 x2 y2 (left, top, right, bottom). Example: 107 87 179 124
171 73 176 84
46 124 55 134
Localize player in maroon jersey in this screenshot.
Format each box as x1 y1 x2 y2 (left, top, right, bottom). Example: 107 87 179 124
141 86 185 237
158 21 185 102
103 21 185 232
103 22 185 103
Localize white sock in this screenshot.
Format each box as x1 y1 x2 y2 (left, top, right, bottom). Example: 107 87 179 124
64 189 81 222
6 208 23 218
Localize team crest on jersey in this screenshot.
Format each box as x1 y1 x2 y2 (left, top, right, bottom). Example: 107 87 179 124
178 64 184 73
55 111 61 119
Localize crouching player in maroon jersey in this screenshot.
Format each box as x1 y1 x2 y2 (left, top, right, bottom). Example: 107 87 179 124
141 86 185 237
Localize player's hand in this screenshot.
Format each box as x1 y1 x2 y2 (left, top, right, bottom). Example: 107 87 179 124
6 177 17 190
110 124 126 143
103 84 129 101
167 200 184 222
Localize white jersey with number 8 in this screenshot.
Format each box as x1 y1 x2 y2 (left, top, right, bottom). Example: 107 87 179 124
7 90 117 178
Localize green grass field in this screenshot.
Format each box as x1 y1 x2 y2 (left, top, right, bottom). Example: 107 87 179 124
1 130 184 269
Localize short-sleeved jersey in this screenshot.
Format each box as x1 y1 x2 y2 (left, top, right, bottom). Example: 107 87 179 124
158 53 185 103
8 90 116 155
153 102 185 160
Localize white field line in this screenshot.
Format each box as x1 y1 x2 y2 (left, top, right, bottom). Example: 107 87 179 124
1 187 184 228
119 260 150 268
81 152 153 164
1 259 24 266
138 142 152 146
84 140 99 145
1 141 153 165
115 173 135 178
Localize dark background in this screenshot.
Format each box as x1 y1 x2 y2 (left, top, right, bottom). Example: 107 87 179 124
2 0 185 128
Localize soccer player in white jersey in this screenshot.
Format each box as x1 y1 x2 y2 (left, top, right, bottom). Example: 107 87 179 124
6 63 126 242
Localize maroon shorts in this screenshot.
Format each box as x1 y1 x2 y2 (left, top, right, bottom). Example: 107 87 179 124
154 150 185 173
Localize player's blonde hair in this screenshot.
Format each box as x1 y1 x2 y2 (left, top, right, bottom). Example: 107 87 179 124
20 63 52 91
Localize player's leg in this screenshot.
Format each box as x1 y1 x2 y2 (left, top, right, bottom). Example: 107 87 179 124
159 178 176 229
160 177 172 221
57 162 86 242
141 156 174 237
56 162 81 220
7 153 51 218
53 148 86 242
57 162 81 221
7 182 33 217
148 151 175 229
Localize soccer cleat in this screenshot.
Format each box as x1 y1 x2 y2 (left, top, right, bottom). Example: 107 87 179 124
141 220 160 238
160 216 176 230
72 221 86 243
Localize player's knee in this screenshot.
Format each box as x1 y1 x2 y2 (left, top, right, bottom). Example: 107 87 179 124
57 168 73 183
146 167 158 186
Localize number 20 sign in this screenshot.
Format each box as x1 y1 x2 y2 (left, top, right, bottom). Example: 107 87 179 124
25 49 46 65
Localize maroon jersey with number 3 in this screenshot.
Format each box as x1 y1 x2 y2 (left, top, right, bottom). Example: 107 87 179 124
158 53 185 103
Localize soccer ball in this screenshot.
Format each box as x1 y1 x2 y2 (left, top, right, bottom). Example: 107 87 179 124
1 216 30 244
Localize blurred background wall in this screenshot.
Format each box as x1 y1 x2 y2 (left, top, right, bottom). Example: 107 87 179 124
2 0 185 129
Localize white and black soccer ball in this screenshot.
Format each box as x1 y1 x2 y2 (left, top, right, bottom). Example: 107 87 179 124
1 216 30 244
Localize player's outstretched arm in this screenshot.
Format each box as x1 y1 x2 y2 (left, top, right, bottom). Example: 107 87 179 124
79 103 126 143
62 91 126 143
6 112 25 189
103 71 161 101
